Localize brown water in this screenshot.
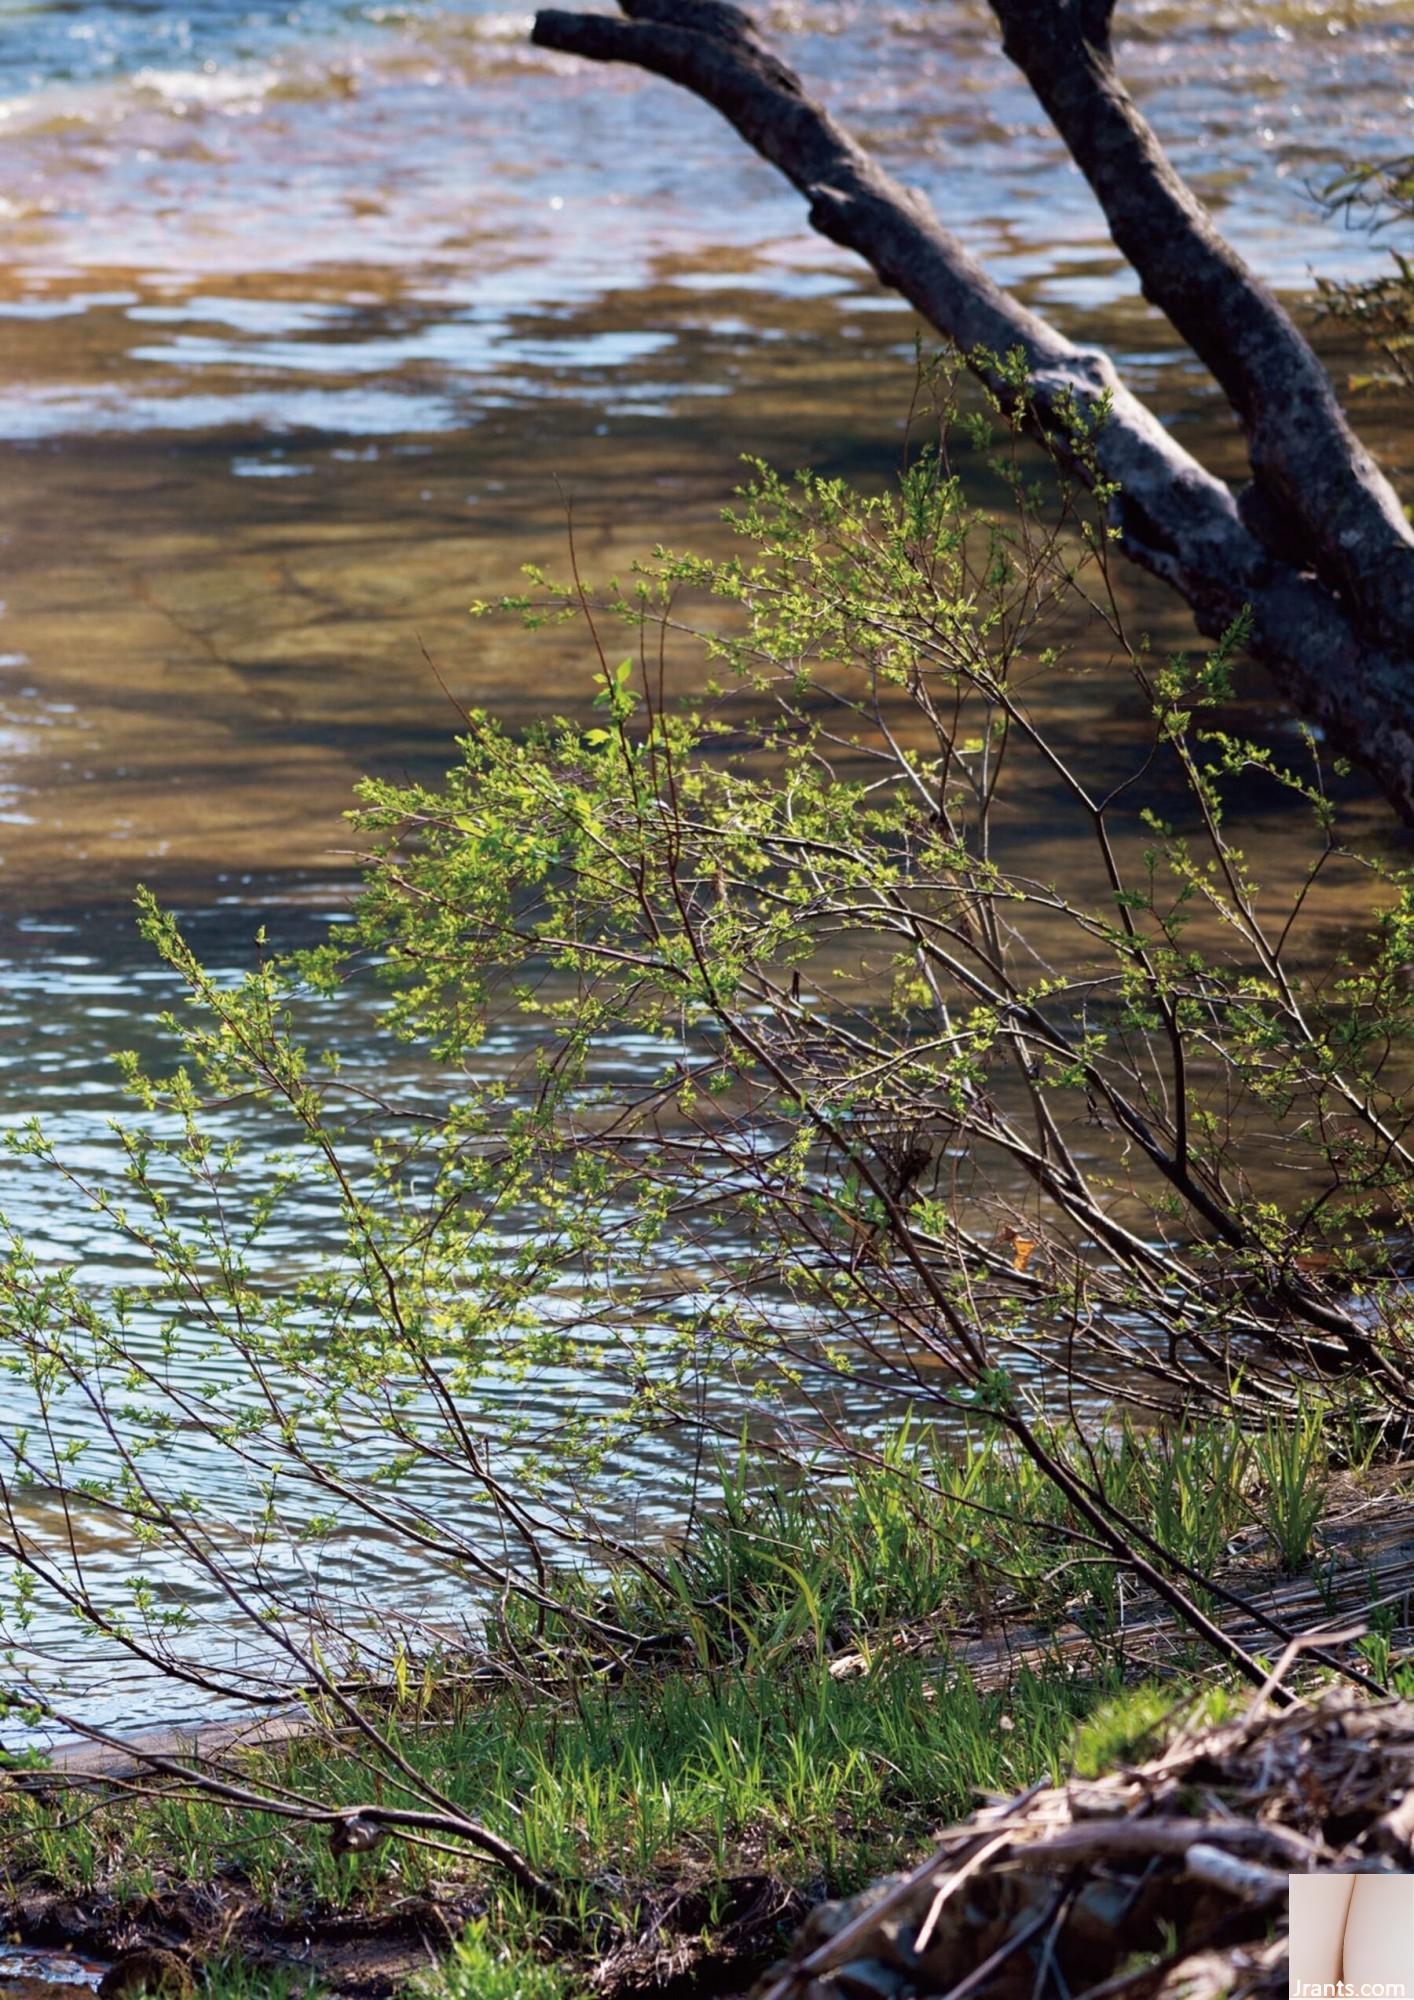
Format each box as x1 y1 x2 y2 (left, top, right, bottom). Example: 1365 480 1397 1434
0 0 1410 904
1 0 1413 1735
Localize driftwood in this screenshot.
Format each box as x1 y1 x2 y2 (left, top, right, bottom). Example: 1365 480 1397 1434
531 1 1414 817
754 1688 1414 2000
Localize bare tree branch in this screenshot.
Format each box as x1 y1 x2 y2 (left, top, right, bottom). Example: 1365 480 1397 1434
987 0 1414 642
530 1 1414 815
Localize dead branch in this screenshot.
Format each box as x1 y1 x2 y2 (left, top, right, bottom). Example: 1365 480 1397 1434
759 1687 1414 2000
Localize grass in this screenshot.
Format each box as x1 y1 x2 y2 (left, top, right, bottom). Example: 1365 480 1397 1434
7 1645 1116 1916
1251 1403 1329 1572
199 1964 324 1999
413 1923 576 2000
2 1658 1123 1998
0 1407 1391 1996
535 1402 1348 1660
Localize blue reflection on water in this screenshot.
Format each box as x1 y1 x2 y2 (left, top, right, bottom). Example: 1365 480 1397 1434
0 0 457 96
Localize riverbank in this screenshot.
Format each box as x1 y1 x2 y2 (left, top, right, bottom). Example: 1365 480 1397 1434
4 1431 1412 1998
3 0 1413 1725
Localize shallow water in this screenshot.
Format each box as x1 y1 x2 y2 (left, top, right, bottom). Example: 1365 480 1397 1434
0 1945 102 1998
1 0 1413 1736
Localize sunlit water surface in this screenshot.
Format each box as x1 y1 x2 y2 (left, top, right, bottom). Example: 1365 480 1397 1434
1 0 1413 1736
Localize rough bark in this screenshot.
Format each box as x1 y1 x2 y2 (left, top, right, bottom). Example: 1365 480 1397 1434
531 1 1414 817
987 0 1414 646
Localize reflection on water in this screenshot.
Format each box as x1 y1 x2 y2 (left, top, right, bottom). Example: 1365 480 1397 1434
1 0 1411 901
0 0 1412 1732
0 1942 103 1996
0 900 736 1736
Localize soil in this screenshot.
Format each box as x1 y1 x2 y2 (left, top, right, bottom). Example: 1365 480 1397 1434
4 1880 481 1999
2 1867 815 2000
12 1689 1414 1997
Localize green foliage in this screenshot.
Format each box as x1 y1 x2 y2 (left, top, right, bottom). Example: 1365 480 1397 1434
1319 154 1414 393
1 355 1409 1828
1070 1684 1241 1781
415 1922 574 2000
198 1964 323 2000
324 366 1414 1455
1250 1399 1328 1573
531 1416 1271 1674
3 1442 1146 1976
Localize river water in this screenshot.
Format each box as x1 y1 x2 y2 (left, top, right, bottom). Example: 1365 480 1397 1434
1 0 1413 1737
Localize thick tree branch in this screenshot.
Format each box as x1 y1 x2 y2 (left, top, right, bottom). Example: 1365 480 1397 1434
987 0 1414 647
531 2 1414 815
